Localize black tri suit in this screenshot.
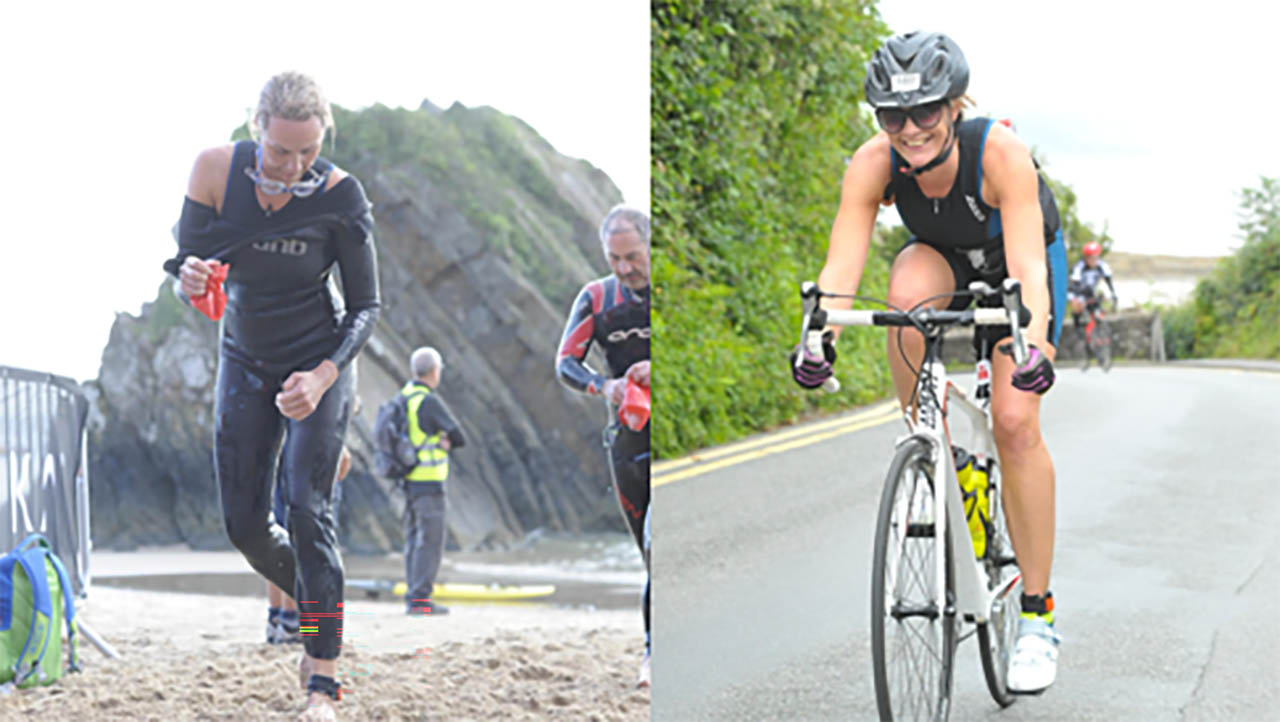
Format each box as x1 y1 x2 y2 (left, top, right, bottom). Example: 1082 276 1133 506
165 140 379 661
555 274 651 645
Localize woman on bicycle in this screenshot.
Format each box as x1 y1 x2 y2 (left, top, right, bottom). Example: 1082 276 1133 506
791 31 1067 694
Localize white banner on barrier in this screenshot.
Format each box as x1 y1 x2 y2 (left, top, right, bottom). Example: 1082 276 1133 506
0 365 92 597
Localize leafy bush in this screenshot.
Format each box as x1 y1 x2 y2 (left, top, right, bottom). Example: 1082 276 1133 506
1162 177 1280 360
652 0 892 457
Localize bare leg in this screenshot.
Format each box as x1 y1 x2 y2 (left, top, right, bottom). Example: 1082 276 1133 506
989 343 1056 596
268 581 297 611
268 580 285 608
884 244 956 413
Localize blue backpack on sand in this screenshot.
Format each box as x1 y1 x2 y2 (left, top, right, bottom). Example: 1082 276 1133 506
0 533 80 688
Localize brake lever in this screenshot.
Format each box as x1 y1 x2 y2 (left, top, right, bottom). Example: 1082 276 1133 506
1000 278 1029 366
797 282 840 392
797 282 820 367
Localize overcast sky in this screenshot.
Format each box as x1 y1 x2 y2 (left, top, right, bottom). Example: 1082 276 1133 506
876 0 1279 259
0 1 648 383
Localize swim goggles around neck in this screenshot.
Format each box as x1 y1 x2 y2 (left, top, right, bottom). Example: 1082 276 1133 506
243 145 330 197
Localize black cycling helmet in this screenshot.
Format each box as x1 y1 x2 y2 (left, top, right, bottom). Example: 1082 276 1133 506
864 31 969 109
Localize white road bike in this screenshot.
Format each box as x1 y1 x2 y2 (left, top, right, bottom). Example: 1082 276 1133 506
797 279 1030 721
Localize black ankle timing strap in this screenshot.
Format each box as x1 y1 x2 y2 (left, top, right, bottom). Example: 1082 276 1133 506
1020 591 1053 615
307 674 342 701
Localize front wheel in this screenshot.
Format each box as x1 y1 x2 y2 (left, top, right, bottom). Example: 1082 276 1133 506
976 458 1021 707
1092 318 1113 371
871 438 957 721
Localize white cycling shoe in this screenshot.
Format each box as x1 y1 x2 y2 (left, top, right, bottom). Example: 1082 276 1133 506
1006 616 1061 694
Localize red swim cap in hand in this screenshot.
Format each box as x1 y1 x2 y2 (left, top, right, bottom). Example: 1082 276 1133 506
192 261 229 321
619 378 650 431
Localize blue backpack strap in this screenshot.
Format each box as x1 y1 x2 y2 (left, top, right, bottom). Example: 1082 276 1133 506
42 550 80 672
0 552 18 632
15 533 50 553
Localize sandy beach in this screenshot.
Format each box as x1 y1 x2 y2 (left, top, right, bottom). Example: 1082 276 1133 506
0 550 649 721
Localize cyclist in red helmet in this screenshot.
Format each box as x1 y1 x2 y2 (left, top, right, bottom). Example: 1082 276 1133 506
1067 241 1118 333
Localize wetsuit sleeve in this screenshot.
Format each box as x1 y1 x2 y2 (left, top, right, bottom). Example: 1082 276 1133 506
417 394 466 449
556 285 607 395
327 199 381 371
164 198 218 277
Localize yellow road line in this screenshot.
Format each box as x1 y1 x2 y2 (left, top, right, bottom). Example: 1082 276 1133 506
652 407 901 487
651 401 898 476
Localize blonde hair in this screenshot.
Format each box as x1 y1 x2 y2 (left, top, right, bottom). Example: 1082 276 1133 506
250 71 335 144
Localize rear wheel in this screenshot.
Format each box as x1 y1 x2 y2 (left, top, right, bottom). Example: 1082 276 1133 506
871 438 957 721
975 458 1021 707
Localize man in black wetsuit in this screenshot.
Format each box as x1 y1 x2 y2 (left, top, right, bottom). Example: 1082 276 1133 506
397 346 466 617
165 71 378 720
555 204 651 687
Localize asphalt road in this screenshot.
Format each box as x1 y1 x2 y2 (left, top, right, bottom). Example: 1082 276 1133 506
652 364 1280 721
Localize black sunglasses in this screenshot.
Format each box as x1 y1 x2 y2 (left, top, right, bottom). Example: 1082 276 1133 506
875 100 946 134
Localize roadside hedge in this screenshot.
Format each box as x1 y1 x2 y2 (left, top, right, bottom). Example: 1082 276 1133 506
652 0 894 458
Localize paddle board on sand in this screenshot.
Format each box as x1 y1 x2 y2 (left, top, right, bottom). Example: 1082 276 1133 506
347 578 555 600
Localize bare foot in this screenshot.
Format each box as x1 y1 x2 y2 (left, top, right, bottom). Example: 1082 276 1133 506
297 692 337 721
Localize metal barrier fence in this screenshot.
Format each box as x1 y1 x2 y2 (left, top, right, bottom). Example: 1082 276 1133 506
0 365 91 597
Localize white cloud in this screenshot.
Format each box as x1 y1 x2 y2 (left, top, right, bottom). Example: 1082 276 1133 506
876 0 1279 257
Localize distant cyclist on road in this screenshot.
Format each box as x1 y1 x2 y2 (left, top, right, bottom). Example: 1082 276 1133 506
791 32 1065 694
1067 241 1118 333
555 205 651 689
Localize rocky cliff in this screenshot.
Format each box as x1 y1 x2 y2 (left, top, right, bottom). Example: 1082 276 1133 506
85 101 627 554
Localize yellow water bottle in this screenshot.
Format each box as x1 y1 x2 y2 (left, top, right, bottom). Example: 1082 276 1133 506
952 447 990 559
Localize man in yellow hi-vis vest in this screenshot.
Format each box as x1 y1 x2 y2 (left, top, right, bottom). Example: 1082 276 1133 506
400 346 466 616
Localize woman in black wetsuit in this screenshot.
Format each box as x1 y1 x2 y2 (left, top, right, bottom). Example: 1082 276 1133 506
167 71 378 721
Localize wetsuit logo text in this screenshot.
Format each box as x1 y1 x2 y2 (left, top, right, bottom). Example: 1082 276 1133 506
607 327 651 343
252 238 309 256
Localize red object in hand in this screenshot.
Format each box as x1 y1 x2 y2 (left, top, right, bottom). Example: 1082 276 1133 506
192 261 229 321
619 378 650 431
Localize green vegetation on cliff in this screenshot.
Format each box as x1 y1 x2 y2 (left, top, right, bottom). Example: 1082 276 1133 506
1162 177 1280 359
652 0 892 458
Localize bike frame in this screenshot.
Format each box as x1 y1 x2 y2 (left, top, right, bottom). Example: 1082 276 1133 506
894 343 1020 628
800 279 1034 717
1084 299 1106 344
